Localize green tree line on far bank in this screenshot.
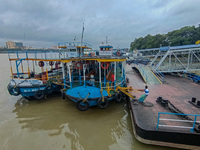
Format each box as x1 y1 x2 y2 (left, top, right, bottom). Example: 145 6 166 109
130 25 200 51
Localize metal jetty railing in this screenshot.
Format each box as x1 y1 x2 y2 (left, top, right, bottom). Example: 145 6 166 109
151 65 164 83
156 112 200 133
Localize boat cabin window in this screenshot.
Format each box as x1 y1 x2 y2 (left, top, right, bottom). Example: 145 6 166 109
69 48 76 52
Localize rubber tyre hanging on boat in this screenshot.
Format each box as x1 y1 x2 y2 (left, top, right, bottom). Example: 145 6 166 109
7 84 20 96
122 93 128 101
115 91 122 102
61 90 65 100
44 85 52 94
76 99 90 111
34 90 45 100
97 97 109 109
24 96 34 101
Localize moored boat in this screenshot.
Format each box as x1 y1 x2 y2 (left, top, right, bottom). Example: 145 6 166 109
7 50 63 100
60 43 128 110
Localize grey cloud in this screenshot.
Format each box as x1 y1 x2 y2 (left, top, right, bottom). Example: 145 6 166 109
0 0 199 49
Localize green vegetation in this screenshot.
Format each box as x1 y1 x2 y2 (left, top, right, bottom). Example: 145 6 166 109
130 25 200 51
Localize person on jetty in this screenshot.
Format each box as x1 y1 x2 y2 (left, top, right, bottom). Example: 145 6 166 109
137 85 149 103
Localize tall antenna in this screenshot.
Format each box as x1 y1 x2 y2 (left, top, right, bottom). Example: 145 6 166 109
106 36 108 44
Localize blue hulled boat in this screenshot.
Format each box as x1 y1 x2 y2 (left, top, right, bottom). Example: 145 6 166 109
60 43 127 110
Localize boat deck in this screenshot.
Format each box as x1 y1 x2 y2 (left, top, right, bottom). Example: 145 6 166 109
126 64 200 149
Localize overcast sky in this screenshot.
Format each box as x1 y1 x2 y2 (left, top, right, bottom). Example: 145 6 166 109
0 0 199 49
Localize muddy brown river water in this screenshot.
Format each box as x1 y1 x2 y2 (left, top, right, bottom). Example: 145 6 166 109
0 54 179 150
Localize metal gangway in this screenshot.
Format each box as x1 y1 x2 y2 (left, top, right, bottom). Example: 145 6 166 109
137 44 200 73
133 64 164 85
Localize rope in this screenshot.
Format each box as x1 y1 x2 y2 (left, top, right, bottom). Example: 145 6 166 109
106 82 112 97
83 93 90 102
142 101 153 107
132 99 153 107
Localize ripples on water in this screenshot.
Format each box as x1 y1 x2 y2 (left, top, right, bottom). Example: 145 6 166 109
0 54 179 150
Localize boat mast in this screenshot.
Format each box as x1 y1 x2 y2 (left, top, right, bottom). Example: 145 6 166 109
80 23 84 57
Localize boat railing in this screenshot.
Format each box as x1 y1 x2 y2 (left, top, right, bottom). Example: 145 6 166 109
8 50 97 60
151 65 164 83
156 112 200 133
58 42 92 48
138 64 148 83
66 75 124 90
8 50 60 60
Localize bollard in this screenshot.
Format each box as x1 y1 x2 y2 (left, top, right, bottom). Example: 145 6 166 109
197 101 200 107
191 97 196 103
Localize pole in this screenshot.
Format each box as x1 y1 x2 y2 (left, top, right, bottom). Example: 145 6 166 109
68 63 72 87
8 52 13 76
99 62 101 88
80 23 84 57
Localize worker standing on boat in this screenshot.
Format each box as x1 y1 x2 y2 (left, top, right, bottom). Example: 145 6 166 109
137 85 149 103
88 75 95 86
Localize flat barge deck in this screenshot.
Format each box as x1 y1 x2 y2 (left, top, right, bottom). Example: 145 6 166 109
126 64 200 149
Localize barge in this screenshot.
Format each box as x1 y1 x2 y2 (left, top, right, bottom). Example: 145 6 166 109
126 64 200 149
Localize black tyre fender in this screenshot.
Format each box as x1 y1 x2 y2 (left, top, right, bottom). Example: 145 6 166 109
115 91 122 102
24 96 34 101
97 97 109 109
7 84 20 96
121 93 127 101
44 85 52 94
76 99 90 111
61 90 65 100
34 90 44 100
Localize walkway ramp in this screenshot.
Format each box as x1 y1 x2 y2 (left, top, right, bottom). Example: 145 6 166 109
134 65 162 85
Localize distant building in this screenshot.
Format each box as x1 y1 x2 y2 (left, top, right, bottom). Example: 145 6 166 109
26 46 35 49
6 41 15 49
6 41 25 49
51 45 59 49
0 46 5 49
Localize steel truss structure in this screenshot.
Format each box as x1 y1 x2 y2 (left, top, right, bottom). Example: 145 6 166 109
150 47 200 73
136 48 159 57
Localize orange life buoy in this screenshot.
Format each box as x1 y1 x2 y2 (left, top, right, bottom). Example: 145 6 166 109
91 52 95 56
56 61 61 65
49 61 54 66
38 61 44 67
75 62 83 69
117 51 121 56
101 62 109 69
